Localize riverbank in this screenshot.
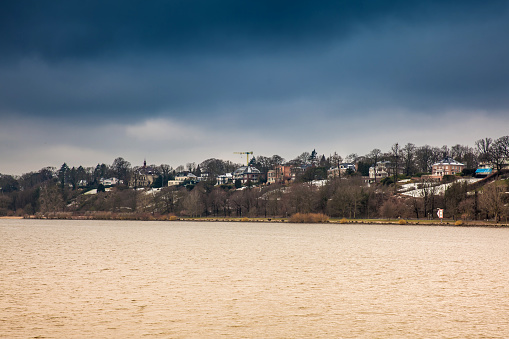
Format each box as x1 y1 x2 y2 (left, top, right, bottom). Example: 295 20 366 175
15 213 509 227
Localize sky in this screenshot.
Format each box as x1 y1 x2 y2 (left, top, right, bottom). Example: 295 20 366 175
1 0 509 175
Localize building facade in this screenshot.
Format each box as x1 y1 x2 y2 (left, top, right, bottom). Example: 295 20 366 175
233 166 261 184
431 157 465 179
327 163 356 178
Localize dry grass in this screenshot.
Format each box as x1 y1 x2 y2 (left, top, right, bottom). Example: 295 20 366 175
398 219 407 225
289 213 329 223
34 211 181 221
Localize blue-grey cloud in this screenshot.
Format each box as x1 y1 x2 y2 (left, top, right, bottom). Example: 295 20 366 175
1 1 508 174
5 1 498 60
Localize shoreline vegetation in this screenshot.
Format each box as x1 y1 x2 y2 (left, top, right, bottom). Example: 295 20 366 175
3 213 507 227
1 137 508 224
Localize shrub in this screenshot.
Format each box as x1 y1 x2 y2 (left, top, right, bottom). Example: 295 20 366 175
289 213 329 223
455 220 463 226
398 219 407 225
241 217 249 222
169 215 178 221
339 218 348 224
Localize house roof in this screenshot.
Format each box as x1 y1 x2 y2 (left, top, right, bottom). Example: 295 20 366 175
233 166 261 175
432 157 464 166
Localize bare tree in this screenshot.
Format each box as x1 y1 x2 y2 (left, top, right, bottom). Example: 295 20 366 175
159 164 173 187
183 188 204 217
156 186 178 214
440 145 450 158
380 197 411 219
391 142 401 188
415 145 433 173
330 152 343 166
38 184 65 214
491 136 509 172
369 149 382 183
444 181 468 220
498 136 509 158
475 136 509 173
288 183 316 214
475 137 493 164
402 143 416 176
420 177 439 219
112 157 131 185
270 155 285 166
345 153 359 163
207 186 228 217
175 165 185 173
451 144 478 169
479 182 507 222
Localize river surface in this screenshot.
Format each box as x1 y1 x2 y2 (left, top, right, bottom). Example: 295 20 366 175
1 219 509 338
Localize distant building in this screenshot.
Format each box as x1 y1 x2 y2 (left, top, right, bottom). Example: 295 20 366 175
168 172 197 186
130 160 156 187
475 163 493 177
290 164 311 181
369 161 391 181
216 173 233 185
100 177 121 186
268 165 293 185
368 161 403 182
267 170 276 184
327 163 356 178
233 166 261 184
431 157 465 179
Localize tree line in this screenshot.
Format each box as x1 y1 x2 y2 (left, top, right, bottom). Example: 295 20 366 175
0 136 508 221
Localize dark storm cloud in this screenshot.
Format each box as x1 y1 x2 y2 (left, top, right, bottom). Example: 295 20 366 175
0 0 508 122
1 0 506 59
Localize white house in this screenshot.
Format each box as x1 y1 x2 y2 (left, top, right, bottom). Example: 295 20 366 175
100 177 121 186
167 172 198 186
233 166 261 184
216 173 233 185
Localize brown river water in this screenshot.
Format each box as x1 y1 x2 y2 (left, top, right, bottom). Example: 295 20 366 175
1 219 509 338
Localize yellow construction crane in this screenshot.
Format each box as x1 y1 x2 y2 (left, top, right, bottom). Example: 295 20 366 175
234 151 254 166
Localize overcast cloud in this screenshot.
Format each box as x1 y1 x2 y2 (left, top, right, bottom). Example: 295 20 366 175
1 1 508 174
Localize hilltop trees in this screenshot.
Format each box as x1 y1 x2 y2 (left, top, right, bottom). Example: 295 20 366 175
93 163 109 184
475 136 509 173
402 143 416 176
2 135 509 220
0 174 19 193
199 158 237 177
450 144 477 170
111 157 131 185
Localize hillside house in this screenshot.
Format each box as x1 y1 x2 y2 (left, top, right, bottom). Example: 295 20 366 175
233 166 261 184
268 165 293 184
327 163 356 178
431 157 465 179
129 160 156 187
168 172 197 186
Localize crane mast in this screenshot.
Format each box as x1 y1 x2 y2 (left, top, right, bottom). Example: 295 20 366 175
234 152 254 166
